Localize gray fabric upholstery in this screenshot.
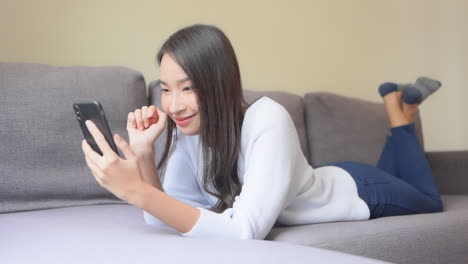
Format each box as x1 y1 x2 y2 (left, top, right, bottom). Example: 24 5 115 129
427 151 468 195
266 195 468 264
303 92 424 167
2 63 466 264
0 204 390 264
0 62 147 213
148 80 311 164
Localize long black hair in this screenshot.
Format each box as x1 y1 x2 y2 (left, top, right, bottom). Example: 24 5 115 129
156 24 246 213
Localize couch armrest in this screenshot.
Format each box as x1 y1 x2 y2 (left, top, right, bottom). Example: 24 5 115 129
426 151 468 195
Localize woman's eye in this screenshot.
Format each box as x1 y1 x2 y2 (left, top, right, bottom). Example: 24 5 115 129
183 87 192 92
160 88 169 93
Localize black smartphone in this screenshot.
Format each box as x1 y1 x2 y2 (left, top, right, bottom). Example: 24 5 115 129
73 101 120 157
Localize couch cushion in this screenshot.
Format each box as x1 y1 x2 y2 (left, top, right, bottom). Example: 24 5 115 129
303 92 424 167
266 195 468 264
0 204 389 264
148 80 310 164
0 62 147 213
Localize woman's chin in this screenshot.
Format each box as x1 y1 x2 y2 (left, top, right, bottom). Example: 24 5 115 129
179 126 200 136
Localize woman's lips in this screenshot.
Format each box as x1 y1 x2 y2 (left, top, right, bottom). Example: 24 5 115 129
174 115 194 126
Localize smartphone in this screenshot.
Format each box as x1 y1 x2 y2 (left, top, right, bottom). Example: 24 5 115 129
73 101 120 157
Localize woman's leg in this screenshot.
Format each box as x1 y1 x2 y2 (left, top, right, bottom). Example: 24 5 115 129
376 91 412 177
377 92 440 199
377 90 442 202
385 123 442 202
337 86 443 218
376 92 421 176
324 84 443 218
327 161 443 218
376 135 397 177
380 90 422 127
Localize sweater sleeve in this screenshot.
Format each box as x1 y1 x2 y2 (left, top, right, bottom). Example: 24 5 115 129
143 134 209 228
180 105 300 240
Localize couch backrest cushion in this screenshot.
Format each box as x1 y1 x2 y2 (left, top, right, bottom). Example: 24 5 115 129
303 92 425 167
0 62 147 213
148 81 311 166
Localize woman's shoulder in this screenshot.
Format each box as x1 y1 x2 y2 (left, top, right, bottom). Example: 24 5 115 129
242 96 295 137
244 96 293 128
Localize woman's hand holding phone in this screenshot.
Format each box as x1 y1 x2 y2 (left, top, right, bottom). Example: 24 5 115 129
127 105 168 156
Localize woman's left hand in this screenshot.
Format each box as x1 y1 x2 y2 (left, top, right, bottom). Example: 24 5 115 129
81 120 146 203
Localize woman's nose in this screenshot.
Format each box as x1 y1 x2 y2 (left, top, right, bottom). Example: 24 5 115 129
169 94 186 114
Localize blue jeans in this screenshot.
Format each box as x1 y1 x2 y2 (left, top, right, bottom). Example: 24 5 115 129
323 123 443 219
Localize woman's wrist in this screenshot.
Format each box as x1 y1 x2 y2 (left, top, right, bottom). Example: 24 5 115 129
132 146 162 190
130 144 154 158
127 181 149 207
128 181 158 209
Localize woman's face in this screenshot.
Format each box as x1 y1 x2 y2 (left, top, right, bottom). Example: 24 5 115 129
159 53 201 135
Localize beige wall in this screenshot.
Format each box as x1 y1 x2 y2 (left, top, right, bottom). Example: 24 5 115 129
1 0 466 151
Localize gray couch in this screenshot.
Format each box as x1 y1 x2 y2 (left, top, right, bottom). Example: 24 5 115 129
1 62 466 264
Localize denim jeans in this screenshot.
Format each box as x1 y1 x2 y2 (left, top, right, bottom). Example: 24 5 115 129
323 123 443 219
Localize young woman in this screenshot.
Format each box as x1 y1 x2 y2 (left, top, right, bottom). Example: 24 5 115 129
81 24 443 240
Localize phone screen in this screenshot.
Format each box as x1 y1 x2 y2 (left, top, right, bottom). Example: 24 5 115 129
73 101 120 157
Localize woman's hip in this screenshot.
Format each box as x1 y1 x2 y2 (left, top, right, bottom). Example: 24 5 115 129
320 161 443 218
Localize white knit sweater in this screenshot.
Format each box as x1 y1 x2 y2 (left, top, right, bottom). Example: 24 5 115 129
144 97 370 239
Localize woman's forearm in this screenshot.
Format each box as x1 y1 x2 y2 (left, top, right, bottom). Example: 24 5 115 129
135 148 163 191
131 182 201 234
